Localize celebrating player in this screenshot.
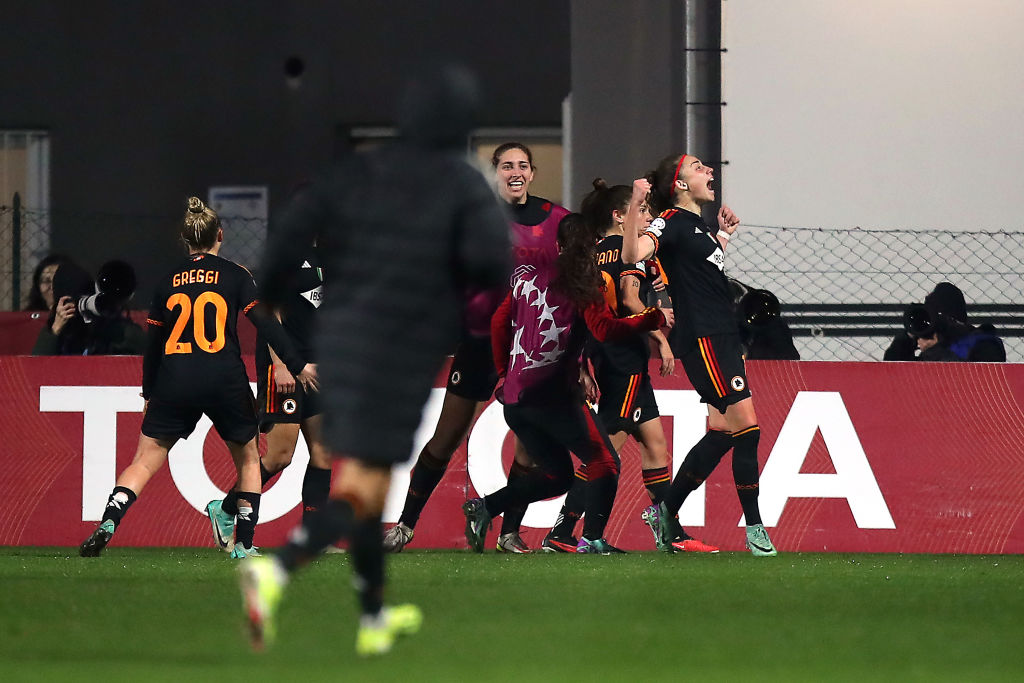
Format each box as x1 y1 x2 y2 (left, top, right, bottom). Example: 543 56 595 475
542 179 717 553
384 141 568 554
621 156 777 556
79 197 316 559
205 241 330 552
463 212 671 555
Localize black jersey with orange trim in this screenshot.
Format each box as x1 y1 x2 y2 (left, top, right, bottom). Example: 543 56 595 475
255 248 322 369
145 253 259 404
643 207 737 347
590 234 650 374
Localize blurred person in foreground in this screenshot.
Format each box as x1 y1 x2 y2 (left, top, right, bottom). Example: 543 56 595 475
238 62 511 656
884 281 1005 362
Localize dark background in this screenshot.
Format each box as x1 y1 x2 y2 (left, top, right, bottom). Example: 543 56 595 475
0 1 570 302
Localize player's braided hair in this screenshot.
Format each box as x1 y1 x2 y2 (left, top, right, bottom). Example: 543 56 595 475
181 196 221 252
580 178 632 233
553 212 603 306
646 153 685 215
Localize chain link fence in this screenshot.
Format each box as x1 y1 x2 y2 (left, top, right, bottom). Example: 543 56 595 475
4 197 1022 361
726 225 1024 361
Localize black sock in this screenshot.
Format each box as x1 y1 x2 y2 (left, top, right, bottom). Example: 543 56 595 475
222 490 239 516
350 515 385 616
277 498 354 572
234 492 261 549
550 468 587 537
663 430 732 515
100 486 137 528
642 466 672 504
398 446 448 528
500 462 531 535
732 425 763 525
301 465 332 523
581 473 618 541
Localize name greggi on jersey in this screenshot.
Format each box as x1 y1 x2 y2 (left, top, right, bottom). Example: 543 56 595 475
172 269 220 287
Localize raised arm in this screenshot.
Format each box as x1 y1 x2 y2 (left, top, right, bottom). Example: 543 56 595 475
621 178 657 264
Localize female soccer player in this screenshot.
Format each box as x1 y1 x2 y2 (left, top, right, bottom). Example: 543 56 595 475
463 213 671 555
621 156 778 557
384 141 568 554
205 242 332 551
78 197 316 559
542 179 717 554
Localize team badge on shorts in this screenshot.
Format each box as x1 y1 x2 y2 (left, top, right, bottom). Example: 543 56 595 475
633 407 642 423
450 370 462 385
283 398 298 414
730 376 746 392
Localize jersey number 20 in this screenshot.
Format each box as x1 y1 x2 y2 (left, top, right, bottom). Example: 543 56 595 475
165 291 228 354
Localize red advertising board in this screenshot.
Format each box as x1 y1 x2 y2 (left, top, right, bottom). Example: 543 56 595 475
2 356 1023 553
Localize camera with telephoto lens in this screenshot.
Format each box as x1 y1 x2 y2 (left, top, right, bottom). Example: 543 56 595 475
78 260 137 322
903 303 935 338
728 278 781 328
52 259 137 323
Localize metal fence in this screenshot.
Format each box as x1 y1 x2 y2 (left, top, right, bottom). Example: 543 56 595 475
4 196 1023 361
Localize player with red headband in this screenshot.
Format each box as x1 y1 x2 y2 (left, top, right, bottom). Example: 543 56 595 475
620 154 778 557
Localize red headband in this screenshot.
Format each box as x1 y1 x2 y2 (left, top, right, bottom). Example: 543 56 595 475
671 154 688 190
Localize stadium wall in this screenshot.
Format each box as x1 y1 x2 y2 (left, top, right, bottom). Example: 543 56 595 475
2 356 1023 554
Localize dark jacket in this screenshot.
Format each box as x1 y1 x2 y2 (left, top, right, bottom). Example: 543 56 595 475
259 64 511 462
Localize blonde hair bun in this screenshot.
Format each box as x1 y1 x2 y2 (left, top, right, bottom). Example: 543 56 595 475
187 196 206 214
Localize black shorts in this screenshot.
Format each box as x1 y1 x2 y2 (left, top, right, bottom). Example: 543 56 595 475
679 333 751 414
446 335 498 402
141 387 259 444
256 360 322 431
595 368 660 435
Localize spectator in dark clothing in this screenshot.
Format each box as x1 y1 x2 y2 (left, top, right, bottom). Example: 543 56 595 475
238 62 511 657
31 259 145 356
727 278 800 361
884 281 1006 362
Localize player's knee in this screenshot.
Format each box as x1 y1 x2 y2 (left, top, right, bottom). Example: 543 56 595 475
731 424 760 461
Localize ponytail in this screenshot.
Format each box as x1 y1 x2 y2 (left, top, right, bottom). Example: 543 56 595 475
552 213 603 307
580 178 632 234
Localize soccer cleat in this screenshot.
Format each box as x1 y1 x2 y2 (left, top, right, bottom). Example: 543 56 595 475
669 532 720 553
355 604 424 656
746 523 778 557
79 520 115 557
230 544 262 559
462 498 491 553
206 499 235 552
541 532 578 553
239 556 286 650
495 532 531 554
641 504 667 551
382 522 414 553
576 537 627 555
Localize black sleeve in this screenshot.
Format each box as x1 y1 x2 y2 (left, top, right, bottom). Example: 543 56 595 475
454 167 512 290
260 183 332 307
31 325 60 356
883 333 917 361
969 337 1006 362
141 323 166 399
246 303 307 375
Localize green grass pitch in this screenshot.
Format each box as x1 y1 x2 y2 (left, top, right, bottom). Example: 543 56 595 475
1 548 1022 682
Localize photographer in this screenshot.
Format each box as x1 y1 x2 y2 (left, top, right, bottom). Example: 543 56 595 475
727 278 800 360
884 281 1005 362
32 259 145 356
